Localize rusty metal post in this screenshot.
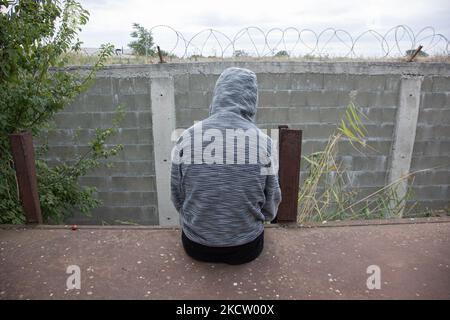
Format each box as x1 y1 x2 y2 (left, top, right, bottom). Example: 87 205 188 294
157 46 165 64
276 125 302 223
9 131 43 224
407 45 423 62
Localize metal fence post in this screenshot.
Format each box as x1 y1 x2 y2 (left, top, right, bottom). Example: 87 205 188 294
276 125 302 223
9 130 43 224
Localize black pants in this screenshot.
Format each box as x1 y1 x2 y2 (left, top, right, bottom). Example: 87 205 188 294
181 230 264 265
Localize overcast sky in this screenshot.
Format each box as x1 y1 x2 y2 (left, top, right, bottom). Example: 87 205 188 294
78 0 450 56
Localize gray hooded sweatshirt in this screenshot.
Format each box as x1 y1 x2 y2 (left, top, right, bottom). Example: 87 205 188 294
170 67 282 247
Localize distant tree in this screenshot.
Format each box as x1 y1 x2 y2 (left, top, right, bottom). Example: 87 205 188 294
405 49 429 57
128 23 154 56
233 50 249 57
275 50 289 57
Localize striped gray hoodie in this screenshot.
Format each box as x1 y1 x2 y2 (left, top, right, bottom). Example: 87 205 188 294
170 67 281 247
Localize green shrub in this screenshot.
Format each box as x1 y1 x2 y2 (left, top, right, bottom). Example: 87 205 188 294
0 0 122 224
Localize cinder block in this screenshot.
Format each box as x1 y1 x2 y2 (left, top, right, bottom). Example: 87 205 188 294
119 77 135 95
257 73 291 90
88 77 113 95
337 91 356 107
291 73 324 90
406 200 449 214
347 171 387 187
362 108 382 123
439 141 450 155
255 73 272 90
413 170 450 185
117 94 136 110
370 91 398 107
64 94 87 112
415 125 450 141
137 111 152 128
85 94 115 111
54 113 94 129
94 112 138 129
174 74 190 93
418 109 439 125
134 93 151 110
45 129 76 145
188 91 209 108
115 145 154 161
420 92 448 108
274 91 291 107
354 75 386 91
105 128 139 144
319 107 346 124
258 90 276 107
410 156 450 170
188 108 209 122
305 91 340 107
289 91 307 106
420 76 433 92
87 206 158 225
431 76 450 92
382 107 397 123
272 74 292 90
351 156 388 171
97 191 157 206
45 145 90 161
79 176 111 190
176 108 209 127
339 140 391 156
323 74 356 91
353 91 370 107
256 107 289 124
288 107 320 123
412 185 448 200
384 75 401 92
87 161 155 177
189 74 209 91
133 77 150 94
300 124 336 139
412 141 440 156
365 124 394 139
110 176 156 192
175 92 189 108
439 109 450 124
138 128 153 144
175 110 191 128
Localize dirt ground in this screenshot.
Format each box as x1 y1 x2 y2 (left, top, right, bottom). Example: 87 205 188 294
0 217 449 300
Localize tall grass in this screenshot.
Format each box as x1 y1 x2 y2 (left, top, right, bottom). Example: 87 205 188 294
297 97 418 223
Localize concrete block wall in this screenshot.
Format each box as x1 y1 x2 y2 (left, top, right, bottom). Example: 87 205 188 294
43 62 449 224
174 72 400 205
410 76 450 211
43 75 158 225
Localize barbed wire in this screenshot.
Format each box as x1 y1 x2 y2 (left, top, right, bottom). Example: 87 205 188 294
149 25 449 58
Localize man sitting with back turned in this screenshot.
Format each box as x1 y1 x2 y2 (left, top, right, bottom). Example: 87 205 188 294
170 67 281 265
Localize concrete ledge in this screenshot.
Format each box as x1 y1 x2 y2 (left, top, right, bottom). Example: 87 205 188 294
1 216 449 231
60 61 450 77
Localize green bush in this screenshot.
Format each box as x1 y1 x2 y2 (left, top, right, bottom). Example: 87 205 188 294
0 0 123 224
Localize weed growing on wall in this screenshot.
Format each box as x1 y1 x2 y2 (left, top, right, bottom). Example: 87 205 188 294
297 96 418 223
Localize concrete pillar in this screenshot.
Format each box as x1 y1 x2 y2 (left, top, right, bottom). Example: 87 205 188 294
387 74 423 217
151 77 179 226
